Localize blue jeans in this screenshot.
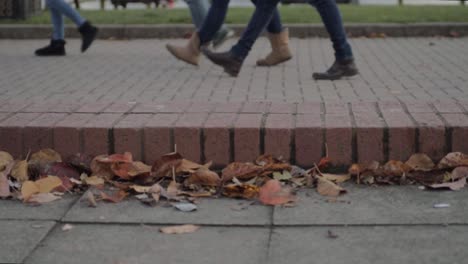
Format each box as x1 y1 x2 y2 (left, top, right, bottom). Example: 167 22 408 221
231 0 353 61
198 0 283 45
184 0 230 37
46 0 86 40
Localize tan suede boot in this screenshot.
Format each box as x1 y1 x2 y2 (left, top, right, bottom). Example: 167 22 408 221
256 28 292 66
166 32 201 66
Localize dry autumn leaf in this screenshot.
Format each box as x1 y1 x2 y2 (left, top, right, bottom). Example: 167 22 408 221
221 162 262 182
11 160 29 182
428 177 466 191
35 176 62 193
128 161 151 177
437 152 468 169
258 179 296 205
383 160 411 176
317 177 347 197
83 176 105 186
90 155 114 180
405 154 435 171
100 190 128 203
27 193 61 204
0 151 13 171
29 149 62 166
321 173 351 183
223 184 259 199
255 154 291 173
0 161 15 198
185 167 220 186
151 152 183 178
21 181 40 201
451 166 468 180
160 224 200 234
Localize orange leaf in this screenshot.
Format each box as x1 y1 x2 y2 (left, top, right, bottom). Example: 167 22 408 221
318 157 331 170
185 167 220 186
35 176 63 193
100 190 128 203
223 184 259 199
151 152 183 178
221 162 262 182
21 181 40 201
258 179 296 205
97 152 133 163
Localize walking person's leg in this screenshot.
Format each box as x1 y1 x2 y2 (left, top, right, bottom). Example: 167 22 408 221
184 0 233 48
35 0 99 56
308 0 358 80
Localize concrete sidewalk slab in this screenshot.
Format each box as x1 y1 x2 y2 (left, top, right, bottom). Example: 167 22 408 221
0 220 55 263
63 196 272 225
269 226 468 264
25 225 269 264
0 195 79 221
274 185 468 225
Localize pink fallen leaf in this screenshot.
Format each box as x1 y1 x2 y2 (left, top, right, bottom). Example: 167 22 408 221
27 193 61 204
160 224 200 234
428 177 466 191
317 177 347 197
258 179 296 205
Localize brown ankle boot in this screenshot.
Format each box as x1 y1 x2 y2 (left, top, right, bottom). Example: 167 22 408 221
256 28 292 66
166 32 201 66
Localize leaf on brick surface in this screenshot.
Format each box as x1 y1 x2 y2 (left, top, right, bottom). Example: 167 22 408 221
42 162 81 180
321 173 351 183
21 181 40 200
164 180 181 201
428 177 466 191
151 152 183 178
258 179 296 205
437 152 468 169
221 162 262 182
348 161 380 176
35 176 62 193
223 184 259 199
317 177 347 197
185 167 220 186
255 154 291 173
29 149 62 167
11 160 29 182
90 155 114 180
128 161 151 178
100 190 128 203
0 151 13 171
27 193 61 204
65 153 93 174
179 159 206 173
160 224 200 234
405 153 435 171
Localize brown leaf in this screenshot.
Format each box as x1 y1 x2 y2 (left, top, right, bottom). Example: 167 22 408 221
317 157 331 171
317 177 347 197
321 173 351 183
185 167 220 186
86 191 98 207
0 161 15 198
90 155 114 180
83 176 105 186
405 154 435 171
221 162 262 182
160 224 200 234
383 160 411 176
451 166 468 181
151 152 183 178
35 176 62 193
0 151 13 171
128 161 151 177
110 162 132 179
255 154 291 173
27 193 61 204
11 160 29 182
21 181 39 200
179 159 205 173
407 169 447 185
258 179 296 205
428 177 466 191
223 184 259 199
165 180 181 200
100 190 128 203
65 153 93 174
96 152 133 163
29 149 62 166
42 162 81 180
437 152 468 169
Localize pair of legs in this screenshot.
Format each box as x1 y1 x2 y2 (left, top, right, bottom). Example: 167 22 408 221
166 0 291 68
205 0 357 79
35 0 98 56
184 0 234 48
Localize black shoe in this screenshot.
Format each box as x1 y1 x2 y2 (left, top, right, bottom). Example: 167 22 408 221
202 48 243 77
312 58 359 80
78 21 98 52
35 39 66 56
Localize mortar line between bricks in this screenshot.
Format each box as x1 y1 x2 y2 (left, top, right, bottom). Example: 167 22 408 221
200 113 211 164
260 114 267 155
398 100 420 153
375 102 390 162
108 114 127 154
229 112 241 163
428 102 453 154
348 102 358 163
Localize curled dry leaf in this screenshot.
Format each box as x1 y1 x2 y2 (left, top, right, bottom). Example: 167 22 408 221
86 191 98 208
428 177 466 191
223 184 259 199
317 157 331 171
258 179 296 205
90 155 114 180
160 224 200 234
0 161 15 198
21 181 40 200
451 166 468 181
179 159 206 173
41 162 81 180
383 160 411 176
65 153 93 174
149 183 162 202
317 177 347 197
221 162 262 182
165 180 181 201
35 176 62 193
255 155 291 173
11 160 29 182
96 152 133 163
83 176 105 186
0 151 13 171
100 190 128 203
405 154 435 171
151 152 183 178
185 167 220 186
27 193 61 204
128 161 151 177
321 173 351 183
110 162 132 179
29 149 62 166
437 152 468 169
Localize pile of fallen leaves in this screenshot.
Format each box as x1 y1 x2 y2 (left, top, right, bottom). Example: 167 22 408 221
1 149 467 209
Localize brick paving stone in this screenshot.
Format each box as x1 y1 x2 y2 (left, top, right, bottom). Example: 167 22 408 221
23 113 68 154
173 113 208 163
234 114 263 162
325 113 353 166
295 114 323 168
143 113 179 164
82 114 123 156
265 114 295 162
411 113 446 161
441 113 468 154
204 113 237 167
113 114 153 161
54 114 93 158
0 113 41 157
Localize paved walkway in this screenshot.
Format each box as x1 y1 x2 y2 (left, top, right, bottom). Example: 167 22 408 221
1 37 467 103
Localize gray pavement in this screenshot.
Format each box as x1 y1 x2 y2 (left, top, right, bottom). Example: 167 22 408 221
1 37 467 104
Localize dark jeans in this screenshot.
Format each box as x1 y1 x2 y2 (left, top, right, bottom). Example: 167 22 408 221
230 0 353 61
198 0 283 46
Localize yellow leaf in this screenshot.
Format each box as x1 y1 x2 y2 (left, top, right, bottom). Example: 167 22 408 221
11 160 29 182
0 151 13 171
160 224 200 234
35 176 62 193
29 149 62 165
21 181 40 200
83 176 105 186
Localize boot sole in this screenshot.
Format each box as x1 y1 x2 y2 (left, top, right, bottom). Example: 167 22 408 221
313 69 359 81
166 45 199 66
256 56 292 67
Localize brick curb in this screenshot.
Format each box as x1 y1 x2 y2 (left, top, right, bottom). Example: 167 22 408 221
1 23 467 39
1 100 468 170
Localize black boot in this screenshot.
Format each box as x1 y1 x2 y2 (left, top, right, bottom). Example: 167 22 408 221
202 48 243 77
313 58 359 80
78 21 98 52
35 39 66 56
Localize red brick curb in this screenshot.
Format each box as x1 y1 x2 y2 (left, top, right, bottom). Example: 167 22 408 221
1 100 468 169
